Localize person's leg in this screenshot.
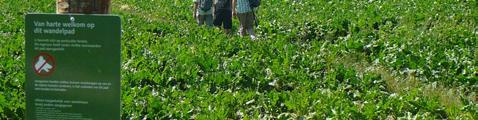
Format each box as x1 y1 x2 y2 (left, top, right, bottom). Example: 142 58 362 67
198 15 205 26
213 10 223 27
223 10 232 35
247 28 256 39
205 14 213 27
196 14 201 25
224 28 231 35
245 12 256 39
238 25 243 36
237 13 248 37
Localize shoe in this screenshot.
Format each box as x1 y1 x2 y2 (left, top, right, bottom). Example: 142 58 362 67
250 35 257 40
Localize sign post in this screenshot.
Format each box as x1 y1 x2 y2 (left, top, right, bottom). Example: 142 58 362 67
25 14 121 120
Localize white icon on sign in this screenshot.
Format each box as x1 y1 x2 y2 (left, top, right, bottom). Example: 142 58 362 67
34 56 53 73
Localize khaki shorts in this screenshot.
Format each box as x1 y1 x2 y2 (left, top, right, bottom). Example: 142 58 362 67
237 12 255 30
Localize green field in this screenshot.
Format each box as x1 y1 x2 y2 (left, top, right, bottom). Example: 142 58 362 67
1 0 478 119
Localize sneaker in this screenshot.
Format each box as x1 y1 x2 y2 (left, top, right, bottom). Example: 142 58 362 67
250 35 257 40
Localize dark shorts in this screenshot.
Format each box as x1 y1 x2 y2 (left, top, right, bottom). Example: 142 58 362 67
213 9 232 29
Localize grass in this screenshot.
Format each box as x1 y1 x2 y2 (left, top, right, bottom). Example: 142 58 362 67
0 0 477 119
339 53 477 118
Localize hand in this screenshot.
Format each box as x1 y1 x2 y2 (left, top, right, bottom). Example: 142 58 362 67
232 11 237 18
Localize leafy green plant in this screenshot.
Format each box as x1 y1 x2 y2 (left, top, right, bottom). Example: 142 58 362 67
0 0 476 119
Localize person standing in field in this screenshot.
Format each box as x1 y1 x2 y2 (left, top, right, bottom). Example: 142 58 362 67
193 0 214 27
57 0 111 14
213 0 233 35
232 0 257 40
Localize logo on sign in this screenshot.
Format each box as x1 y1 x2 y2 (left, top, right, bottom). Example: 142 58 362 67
33 52 56 76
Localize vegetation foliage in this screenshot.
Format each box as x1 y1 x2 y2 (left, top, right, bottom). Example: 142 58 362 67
0 0 477 119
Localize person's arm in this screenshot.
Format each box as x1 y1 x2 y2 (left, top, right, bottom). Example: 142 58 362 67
212 0 216 17
193 1 198 19
232 0 236 17
213 0 216 12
